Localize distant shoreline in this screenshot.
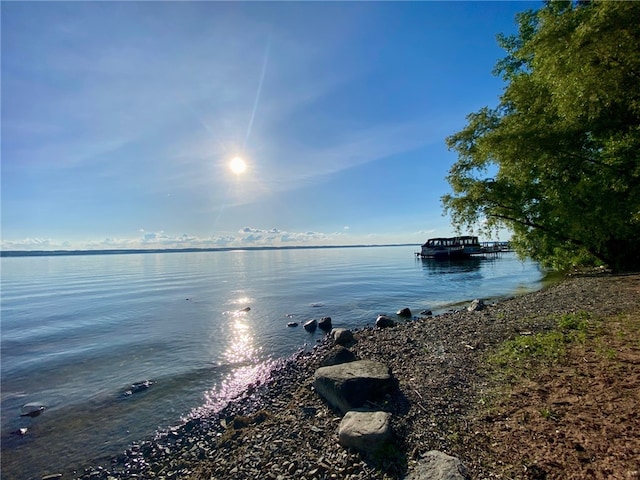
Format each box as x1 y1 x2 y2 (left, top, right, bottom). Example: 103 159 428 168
0 244 420 258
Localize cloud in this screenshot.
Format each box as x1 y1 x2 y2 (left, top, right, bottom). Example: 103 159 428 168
1 227 347 251
238 227 331 245
1 237 52 250
239 227 328 246
143 232 159 242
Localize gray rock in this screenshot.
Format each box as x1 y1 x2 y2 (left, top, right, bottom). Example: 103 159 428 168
406 451 470 480
287 321 299 327
338 410 392 453
20 403 46 417
331 328 354 346
396 307 412 318
318 316 333 331
321 346 357 366
313 360 393 414
467 299 486 312
303 319 318 331
376 315 395 328
124 380 154 396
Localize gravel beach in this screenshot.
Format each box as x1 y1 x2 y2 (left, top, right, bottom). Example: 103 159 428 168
74 273 640 480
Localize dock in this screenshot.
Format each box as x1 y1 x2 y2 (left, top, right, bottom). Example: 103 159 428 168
479 241 512 253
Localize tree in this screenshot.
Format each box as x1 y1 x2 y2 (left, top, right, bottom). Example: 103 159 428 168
443 1 640 272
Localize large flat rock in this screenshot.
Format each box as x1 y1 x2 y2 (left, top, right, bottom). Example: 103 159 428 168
338 410 392 453
313 360 393 414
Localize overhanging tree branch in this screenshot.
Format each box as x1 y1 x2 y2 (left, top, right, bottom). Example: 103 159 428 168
442 1 640 271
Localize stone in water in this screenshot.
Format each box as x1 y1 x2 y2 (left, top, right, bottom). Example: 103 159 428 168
20 403 46 417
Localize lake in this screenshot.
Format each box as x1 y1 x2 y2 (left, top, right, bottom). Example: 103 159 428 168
0 246 543 479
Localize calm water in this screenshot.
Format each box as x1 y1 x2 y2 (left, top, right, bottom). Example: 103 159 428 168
1 246 543 479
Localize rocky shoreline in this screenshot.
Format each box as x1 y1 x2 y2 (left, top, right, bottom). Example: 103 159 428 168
72 273 640 480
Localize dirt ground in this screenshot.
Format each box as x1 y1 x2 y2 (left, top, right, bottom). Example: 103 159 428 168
461 279 640 479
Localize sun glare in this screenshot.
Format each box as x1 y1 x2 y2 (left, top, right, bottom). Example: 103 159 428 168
229 156 247 175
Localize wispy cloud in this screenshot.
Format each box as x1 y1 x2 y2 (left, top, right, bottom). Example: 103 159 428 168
3 3 380 211
267 120 437 183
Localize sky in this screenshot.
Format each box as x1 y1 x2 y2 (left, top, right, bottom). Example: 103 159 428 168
1 1 539 251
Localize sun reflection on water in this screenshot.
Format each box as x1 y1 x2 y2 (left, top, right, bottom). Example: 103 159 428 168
184 360 278 421
221 295 260 365
183 295 272 421
223 319 260 365
231 296 251 306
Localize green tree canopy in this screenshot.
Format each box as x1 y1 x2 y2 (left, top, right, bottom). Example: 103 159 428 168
443 0 640 272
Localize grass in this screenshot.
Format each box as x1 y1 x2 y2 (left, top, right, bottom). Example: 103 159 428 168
487 311 592 378
538 407 559 421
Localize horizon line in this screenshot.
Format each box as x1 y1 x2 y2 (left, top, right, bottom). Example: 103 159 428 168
0 243 422 258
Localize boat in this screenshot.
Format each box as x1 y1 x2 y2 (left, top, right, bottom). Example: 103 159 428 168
417 236 482 259
456 235 483 256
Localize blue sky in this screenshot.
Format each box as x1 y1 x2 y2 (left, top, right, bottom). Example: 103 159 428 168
1 1 538 251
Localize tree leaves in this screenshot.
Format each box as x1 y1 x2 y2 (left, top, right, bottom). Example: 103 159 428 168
444 1 640 272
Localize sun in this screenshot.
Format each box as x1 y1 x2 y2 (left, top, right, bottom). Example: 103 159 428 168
229 156 247 175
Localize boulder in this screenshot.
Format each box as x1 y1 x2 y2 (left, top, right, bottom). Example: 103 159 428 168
338 410 392 453
420 309 433 316
331 328 354 346
396 307 412 318
287 321 299 327
467 299 485 312
303 319 318 331
405 451 470 480
318 316 333 331
321 346 357 367
376 315 395 328
313 360 393 414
